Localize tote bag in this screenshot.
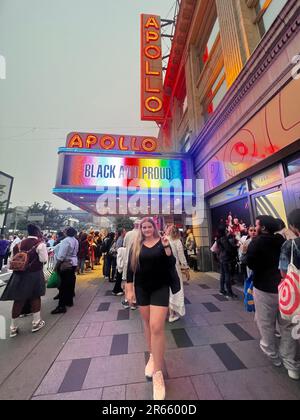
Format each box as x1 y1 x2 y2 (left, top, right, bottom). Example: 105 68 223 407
244 274 255 313
47 271 60 289
278 240 300 321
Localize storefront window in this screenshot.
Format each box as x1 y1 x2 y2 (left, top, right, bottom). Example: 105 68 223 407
254 190 288 226
250 166 281 190
210 197 251 240
287 155 300 176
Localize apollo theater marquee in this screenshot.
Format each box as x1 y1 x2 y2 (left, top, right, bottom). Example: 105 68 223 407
53 14 193 216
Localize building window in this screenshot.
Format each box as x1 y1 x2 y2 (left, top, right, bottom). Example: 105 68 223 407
250 165 282 190
180 131 191 153
255 0 288 36
201 18 220 67
182 95 188 115
203 67 227 119
286 154 300 177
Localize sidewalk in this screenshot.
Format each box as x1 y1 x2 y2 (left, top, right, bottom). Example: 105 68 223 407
1 267 300 400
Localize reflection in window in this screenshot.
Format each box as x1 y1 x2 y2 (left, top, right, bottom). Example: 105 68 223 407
256 0 288 35
209 182 248 207
182 95 188 115
255 190 287 226
251 166 281 190
203 67 227 120
201 19 220 66
287 156 300 176
180 131 191 153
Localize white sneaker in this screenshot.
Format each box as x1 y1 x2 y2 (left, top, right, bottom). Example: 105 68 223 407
169 315 180 323
272 358 283 367
288 370 300 380
10 327 19 338
32 320 45 333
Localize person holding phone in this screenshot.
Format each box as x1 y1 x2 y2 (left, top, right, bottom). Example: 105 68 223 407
125 217 176 400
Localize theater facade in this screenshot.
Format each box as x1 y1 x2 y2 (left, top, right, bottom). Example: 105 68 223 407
158 0 300 270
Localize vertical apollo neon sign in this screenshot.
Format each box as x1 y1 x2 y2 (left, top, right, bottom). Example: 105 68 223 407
141 15 164 122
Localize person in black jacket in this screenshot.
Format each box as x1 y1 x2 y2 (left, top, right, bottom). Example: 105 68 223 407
216 226 238 299
246 215 300 379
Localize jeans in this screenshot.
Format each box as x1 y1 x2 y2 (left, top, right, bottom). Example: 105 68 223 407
254 287 300 372
220 262 233 295
0 256 4 271
78 258 85 273
104 255 116 280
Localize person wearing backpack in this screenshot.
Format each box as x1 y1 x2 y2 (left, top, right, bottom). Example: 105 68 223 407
216 225 238 299
0 224 48 338
278 209 300 380
247 215 299 380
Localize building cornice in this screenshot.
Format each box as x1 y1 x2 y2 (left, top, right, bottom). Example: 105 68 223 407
162 0 197 126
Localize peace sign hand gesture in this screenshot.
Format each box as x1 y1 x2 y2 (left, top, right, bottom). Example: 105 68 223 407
161 235 170 248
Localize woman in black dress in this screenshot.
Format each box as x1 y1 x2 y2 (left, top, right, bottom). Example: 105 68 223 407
126 217 176 400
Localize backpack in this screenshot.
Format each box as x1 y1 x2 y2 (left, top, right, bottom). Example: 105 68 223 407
279 240 300 321
10 241 40 272
108 241 118 258
101 238 110 254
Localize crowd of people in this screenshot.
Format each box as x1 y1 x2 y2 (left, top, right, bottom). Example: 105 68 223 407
211 210 300 381
2 210 299 400
0 219 196 400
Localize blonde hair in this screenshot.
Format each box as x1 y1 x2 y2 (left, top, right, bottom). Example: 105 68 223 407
130 217 160 273
169 225 180 240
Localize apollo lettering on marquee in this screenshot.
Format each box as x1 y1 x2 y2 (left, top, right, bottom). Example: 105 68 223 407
66 132 159 153
141 14 164 122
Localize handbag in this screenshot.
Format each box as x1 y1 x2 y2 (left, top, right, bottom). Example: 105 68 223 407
59 260 73 272
47 271 60 288
169 265 181 295
181 267 190 284
59 240 77 272
279 240 300 321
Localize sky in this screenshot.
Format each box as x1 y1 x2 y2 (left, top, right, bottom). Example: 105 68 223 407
0 0 175 209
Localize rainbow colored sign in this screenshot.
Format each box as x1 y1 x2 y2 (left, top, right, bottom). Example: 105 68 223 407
60 154 187 189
